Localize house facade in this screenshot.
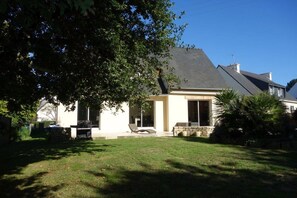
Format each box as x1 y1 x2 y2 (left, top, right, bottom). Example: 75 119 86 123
56 48 228 137
37 99 58 122
217 64 297 113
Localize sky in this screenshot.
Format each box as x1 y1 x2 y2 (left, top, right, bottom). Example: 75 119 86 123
171 0 297 86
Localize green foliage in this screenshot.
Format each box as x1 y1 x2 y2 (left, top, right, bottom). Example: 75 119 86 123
212 90 287 144
286 78 297 91
15 126 31 141
0 100 8 115
0 100 36 143
0 0 185 111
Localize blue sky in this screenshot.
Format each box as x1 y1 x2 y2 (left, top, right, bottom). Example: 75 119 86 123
172 0 297 86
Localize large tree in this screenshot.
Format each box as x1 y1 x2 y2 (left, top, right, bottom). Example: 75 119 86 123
0 0 184 112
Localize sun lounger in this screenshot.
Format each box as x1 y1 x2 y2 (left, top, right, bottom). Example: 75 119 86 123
128 124 156 134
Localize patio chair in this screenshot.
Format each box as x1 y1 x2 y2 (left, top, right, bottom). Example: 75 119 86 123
128 124 156 134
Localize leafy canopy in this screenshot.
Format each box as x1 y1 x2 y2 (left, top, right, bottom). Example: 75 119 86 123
215 90 286 140
0 100 36 129
0 0 185 111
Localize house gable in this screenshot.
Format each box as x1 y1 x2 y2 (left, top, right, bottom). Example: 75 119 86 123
167 48 228 91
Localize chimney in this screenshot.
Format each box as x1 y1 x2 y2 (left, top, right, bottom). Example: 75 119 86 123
260 72 272 81
227 63 240 73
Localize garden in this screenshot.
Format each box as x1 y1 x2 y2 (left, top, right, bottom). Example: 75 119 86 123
1 137 297 197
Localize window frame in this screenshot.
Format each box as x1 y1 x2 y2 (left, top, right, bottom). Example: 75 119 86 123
188 100 211 126
77 102 100 127
129 101 154 127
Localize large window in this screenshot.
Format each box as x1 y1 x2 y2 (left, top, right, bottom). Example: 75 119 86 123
129 101 154 127
77 102 100 126
188 101 210 126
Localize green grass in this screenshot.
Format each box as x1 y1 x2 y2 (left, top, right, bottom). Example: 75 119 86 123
0 137 297 198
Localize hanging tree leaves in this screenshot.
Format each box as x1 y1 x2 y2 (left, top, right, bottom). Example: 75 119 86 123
0 0 185 111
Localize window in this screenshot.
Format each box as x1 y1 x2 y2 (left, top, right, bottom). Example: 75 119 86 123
77 102 100 126
129 101 154 127
278 88 284 98
269 86 274 95
269 86 284 98
188 101 210 126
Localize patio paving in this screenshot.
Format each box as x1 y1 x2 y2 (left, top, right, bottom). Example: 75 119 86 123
92 131 173 140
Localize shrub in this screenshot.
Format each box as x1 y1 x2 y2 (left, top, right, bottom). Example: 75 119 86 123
15 126 31 141
209 125 244 145
213 90 287 145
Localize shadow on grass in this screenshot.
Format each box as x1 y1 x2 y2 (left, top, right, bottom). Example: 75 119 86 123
179 136 297 170
0 172 64 198
86 160 297 198
0 139 109 197
177 136 212 144
236 147 297 170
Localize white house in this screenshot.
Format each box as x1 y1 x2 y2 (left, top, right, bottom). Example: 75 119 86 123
217 64 297 113
56 48 228 138
37 99 57 122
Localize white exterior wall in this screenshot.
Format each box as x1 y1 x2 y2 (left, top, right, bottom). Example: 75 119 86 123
154 100 164 132
211 98 219 126
282 100 297 113
99 103 130 134
56 102 130 137
57 102 77 127
167 95 189 132
55 91 221 135
167 91 220 132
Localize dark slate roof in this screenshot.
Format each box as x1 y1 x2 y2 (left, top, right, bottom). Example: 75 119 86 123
217 65 262 95
288 82 297 99
217 65 296 101
167 48 228 90
283 91 297 101
240 70 285 88
239 70 297 100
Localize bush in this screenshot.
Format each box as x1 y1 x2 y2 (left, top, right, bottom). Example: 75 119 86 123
209 125 244 145
214 90 288 145
15 126 31 141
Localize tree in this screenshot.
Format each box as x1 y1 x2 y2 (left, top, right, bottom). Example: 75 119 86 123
286 78 297 91
0 0 185 112
213 90 287 144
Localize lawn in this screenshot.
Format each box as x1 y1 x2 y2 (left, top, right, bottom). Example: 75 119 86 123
0 137 297 198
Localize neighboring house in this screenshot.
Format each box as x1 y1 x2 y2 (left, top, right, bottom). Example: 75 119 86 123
217 64 297 113
37 98 58 122
288 82 297 99
57 48 228 137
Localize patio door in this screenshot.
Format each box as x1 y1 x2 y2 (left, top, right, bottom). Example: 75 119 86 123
129 101 154 127
188 100 210 126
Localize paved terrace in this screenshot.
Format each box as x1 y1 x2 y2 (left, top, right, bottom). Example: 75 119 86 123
92 131 174 140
